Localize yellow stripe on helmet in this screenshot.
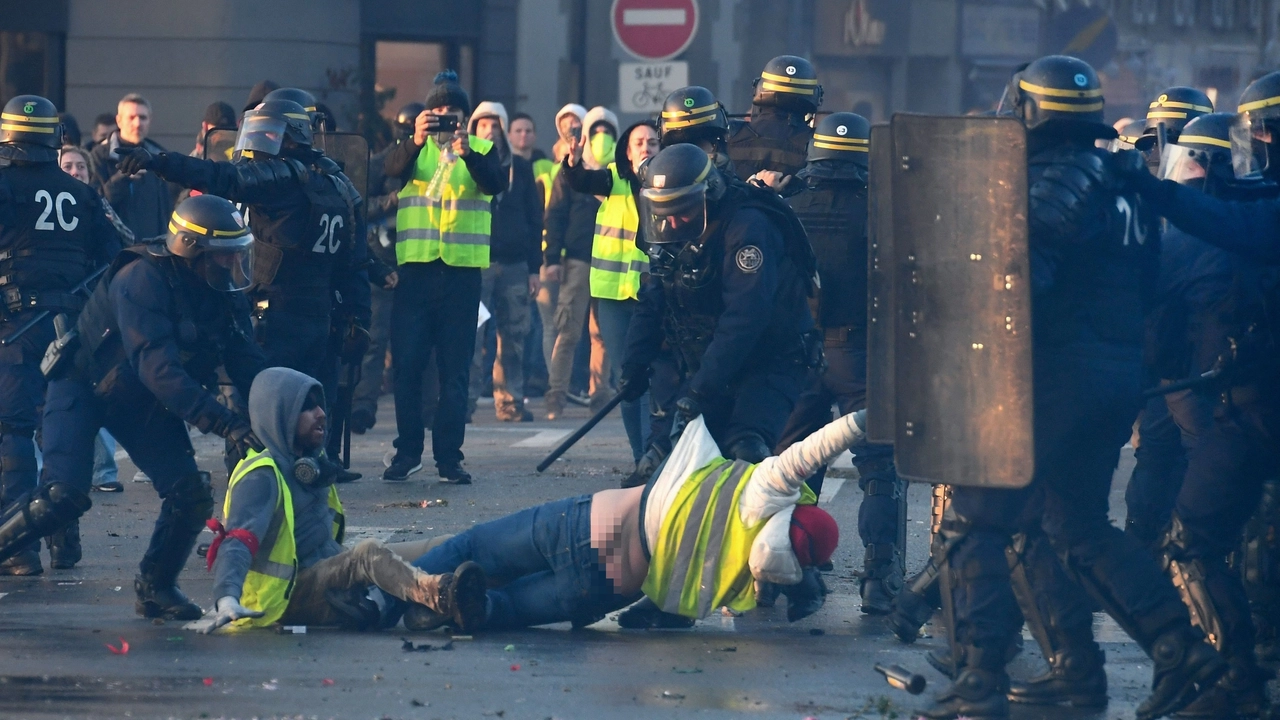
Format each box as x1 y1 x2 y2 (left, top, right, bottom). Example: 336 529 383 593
1146 111 1189 119
760 82 814 95
661 103 719 119
1149 100 1212 112
1239 95 1280 113
813 134 868 145
812 140 868 152
1038 100 1105 113
0 123 55 133
662 114 720 129
1 112 58 123
1019 79 1102 99
171 213 248 238
1178 134 1232 149
760 71 818 86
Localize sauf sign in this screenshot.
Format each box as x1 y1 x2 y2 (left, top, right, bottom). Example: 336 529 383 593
619 61 690 113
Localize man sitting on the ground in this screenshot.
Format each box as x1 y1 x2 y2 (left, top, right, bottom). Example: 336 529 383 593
203 367 486 633
396 404 857 632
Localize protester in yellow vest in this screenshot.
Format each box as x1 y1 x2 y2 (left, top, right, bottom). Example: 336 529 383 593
562 119 661 463
378 70 508 484
394 407 861 632
203 367 487 633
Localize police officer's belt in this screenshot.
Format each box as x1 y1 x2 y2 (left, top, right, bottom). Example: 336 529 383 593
1 287 85 316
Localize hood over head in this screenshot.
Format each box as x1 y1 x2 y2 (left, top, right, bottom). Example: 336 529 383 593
614 120 660 183
469 101 509 135
248 367 324 484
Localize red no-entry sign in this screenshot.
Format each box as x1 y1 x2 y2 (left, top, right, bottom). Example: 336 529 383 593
611 0 700 62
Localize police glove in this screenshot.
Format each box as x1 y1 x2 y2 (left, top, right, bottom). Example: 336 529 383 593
781 566 829 622
675 395 702 424
116 147 158 176
202 595 264 634
226 418 265 456
617 365 650 402
1112 149 1161 196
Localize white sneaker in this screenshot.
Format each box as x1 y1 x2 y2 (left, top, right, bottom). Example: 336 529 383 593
132 470 152 483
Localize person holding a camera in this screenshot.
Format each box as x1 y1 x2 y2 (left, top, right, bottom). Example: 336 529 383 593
380 70 508 483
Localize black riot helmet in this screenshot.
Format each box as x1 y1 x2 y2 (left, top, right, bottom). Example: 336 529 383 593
234 99 312 161
0 95 63 162
640 143 726 248
752 55 824 114
660 86 729 149
807 112 870 166
1136 87 1213 151
264 87 324 130
156 194 254 292
1002 55 1107 134
395 102 426 139
1232 71 1280 181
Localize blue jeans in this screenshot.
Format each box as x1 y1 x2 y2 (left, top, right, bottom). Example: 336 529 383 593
409 495 637 629
595 298 649 462
93 429 118 486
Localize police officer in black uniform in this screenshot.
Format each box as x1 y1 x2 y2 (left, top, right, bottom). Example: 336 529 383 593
0 95 122 576
772 112 903 613
920 56 1225 720
620 142 815 466
659 86 733 162
0 195 265 619
1142 111 1279 717
1136 87 1213 156
113 99 371 463
727 55 820 183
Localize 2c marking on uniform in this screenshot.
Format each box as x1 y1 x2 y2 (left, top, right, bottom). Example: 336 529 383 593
312 213 344 254
34 190 79 232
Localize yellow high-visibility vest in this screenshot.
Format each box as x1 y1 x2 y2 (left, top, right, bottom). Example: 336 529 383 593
223 450 345 629
589 163 648 301
396 135 495 268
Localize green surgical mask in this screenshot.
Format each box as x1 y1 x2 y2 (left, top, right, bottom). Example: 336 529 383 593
591 133 616 164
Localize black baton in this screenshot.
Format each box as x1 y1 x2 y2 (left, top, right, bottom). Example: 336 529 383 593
1 265 108 347
536 392 625 472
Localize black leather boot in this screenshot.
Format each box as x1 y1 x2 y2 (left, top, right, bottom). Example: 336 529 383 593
45 521 82 570
860 543 903 615
1136 625 1229 720
918 645 1011 720
135 472 212 621
1007 644 1108 707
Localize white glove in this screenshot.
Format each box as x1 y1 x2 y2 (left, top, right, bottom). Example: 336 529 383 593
202 595 264 633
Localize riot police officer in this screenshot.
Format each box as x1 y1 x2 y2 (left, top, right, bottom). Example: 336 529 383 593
773 112 904 613
0 95 122 575
921 56 1225 720
113 99 371 455
1134 87 1213 172
659 86 733 166
727 55 820 183
1144 111 1279 717
0 195 266 619
619 142 816 465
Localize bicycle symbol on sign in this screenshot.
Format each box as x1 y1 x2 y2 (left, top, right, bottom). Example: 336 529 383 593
632 82 668 110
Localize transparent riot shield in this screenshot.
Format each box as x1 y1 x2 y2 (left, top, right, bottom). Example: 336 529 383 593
314 131 370 199
202 128 238 162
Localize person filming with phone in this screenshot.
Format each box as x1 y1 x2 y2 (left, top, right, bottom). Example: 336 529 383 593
379 70 507 484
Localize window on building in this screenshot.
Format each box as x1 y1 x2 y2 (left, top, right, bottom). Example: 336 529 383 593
373 40 475 122
0 31 64 108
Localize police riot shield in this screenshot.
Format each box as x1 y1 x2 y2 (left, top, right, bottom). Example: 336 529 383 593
888 114 1034 488
202 128 238 162
865 123 895 445
314 131 370 199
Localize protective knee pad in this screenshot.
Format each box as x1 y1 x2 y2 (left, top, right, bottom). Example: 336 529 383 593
163 471 215 523
1161 513 1232 652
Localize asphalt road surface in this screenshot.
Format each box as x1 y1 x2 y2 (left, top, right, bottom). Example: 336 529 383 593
0 395 1165 720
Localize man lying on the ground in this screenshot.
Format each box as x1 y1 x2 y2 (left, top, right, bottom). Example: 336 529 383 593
201 367 487 633
393 406 859 632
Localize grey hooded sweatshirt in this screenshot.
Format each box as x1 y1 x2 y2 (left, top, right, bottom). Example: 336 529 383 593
212 367 344 601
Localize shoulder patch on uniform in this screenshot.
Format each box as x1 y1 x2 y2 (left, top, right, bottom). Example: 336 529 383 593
735 245 763 273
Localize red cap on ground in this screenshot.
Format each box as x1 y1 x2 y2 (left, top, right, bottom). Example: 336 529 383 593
789 505 839 567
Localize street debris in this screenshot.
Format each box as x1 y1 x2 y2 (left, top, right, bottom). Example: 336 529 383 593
672 667 702 674
662 691 686 700
401 638 453 652
378 499 449 509
105 637 129 655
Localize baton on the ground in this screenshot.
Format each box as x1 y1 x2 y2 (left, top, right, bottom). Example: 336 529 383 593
536 392 625 472
1 265 108 346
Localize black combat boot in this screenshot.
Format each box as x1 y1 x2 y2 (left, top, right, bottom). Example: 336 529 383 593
1007 642 1108 707
0 483 90 567
918 645 1011 720
135 472 212 621
860 543 903 615
1136 624 1229 720
45 521 82 570
1174 656 1271 719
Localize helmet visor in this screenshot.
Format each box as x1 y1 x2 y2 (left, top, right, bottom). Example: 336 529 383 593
195 242 254 292
1231 112 1270 180
640 182 707 245
1158 144 1212 184
234 114 286 159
